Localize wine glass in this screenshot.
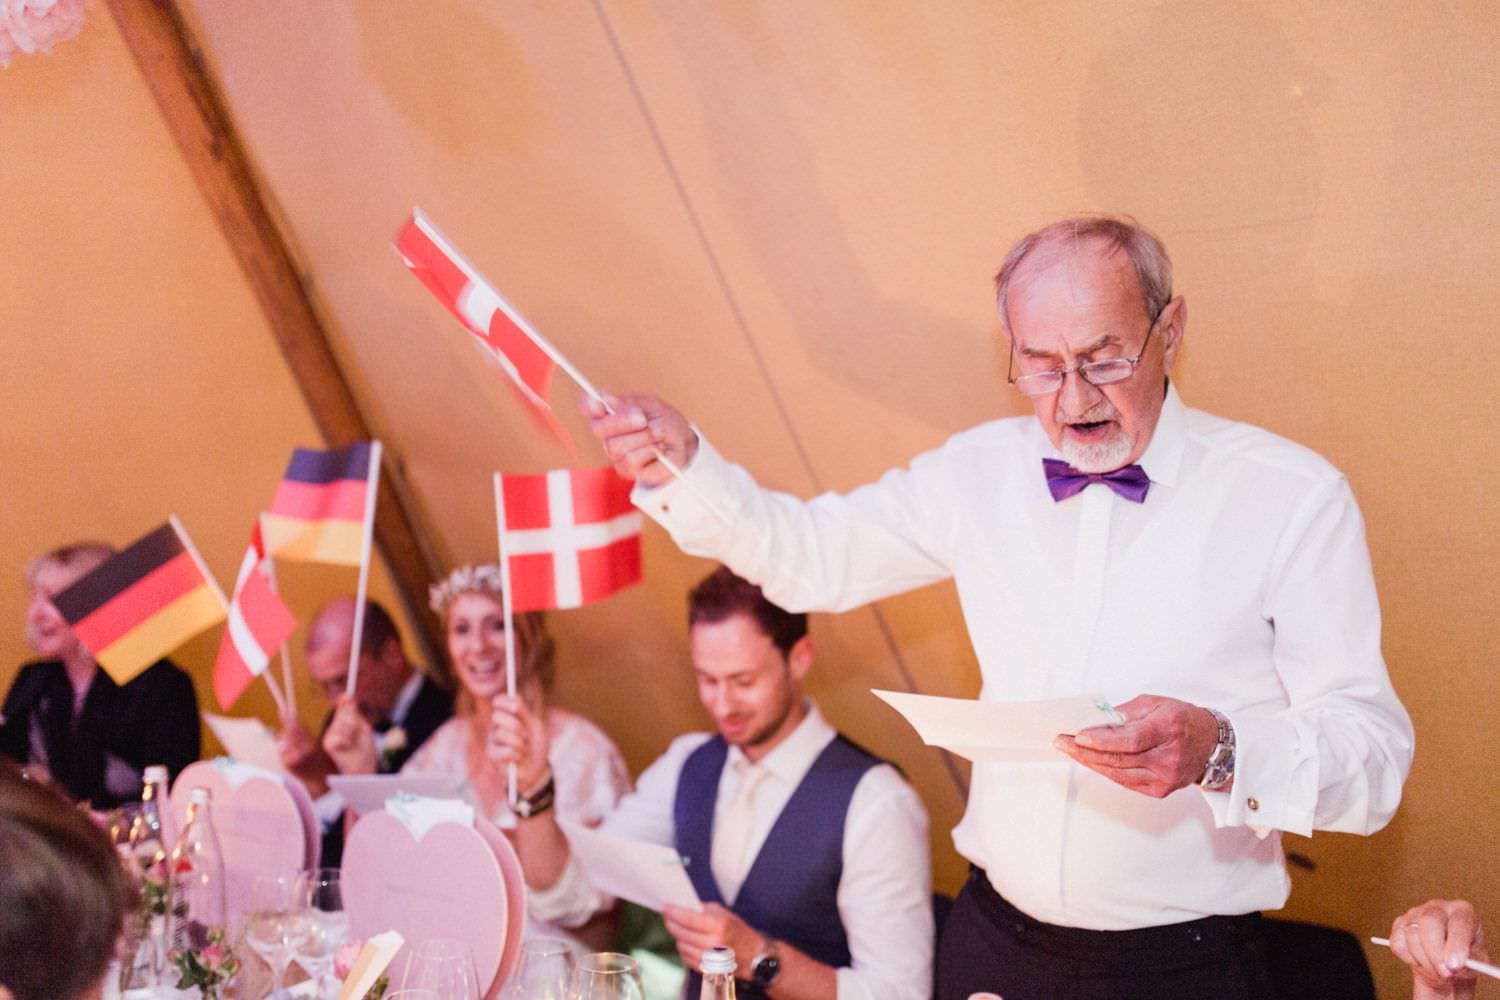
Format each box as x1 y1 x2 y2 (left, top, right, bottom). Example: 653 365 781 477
295 868 348 999
402 938 482 1000
244 873 312 1000
568 953 644 1000
504 938 573 999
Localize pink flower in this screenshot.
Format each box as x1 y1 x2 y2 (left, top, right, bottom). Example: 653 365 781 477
0 0 86 68
201 944 225 967
334 940 363 979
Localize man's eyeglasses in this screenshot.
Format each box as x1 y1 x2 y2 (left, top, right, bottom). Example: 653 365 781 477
1006 306 1165 399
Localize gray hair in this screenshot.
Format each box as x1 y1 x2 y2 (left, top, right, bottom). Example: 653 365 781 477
25 542 115 586
994 215 1173 334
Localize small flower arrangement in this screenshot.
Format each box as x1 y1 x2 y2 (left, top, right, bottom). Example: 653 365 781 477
170 928 240 1000
0 0 86 67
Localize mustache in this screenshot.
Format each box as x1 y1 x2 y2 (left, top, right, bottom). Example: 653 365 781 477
1061 403 1119 424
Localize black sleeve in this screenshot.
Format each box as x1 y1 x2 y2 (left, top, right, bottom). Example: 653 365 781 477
137 661 201 781
0 664 41 764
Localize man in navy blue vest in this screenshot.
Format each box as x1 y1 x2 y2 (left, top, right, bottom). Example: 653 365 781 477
495 567 933 999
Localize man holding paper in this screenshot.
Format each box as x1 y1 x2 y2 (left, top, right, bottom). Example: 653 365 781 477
586 215 1413 998
280 597 452 864
492 567 933 1000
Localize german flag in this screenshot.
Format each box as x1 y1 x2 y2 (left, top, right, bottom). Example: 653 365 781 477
261 442 378 565
52 522 227 685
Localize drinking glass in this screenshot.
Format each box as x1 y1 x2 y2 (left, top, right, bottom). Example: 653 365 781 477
296 868 349 999
244 873 312 1000
402 938 482 1000
504 938 573 999
567 953 644 1000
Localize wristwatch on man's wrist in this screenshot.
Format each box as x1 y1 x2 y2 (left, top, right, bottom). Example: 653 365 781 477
749 936 782 988
1198 708 1236 791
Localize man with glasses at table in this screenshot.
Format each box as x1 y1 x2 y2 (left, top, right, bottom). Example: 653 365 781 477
585 215 1414 999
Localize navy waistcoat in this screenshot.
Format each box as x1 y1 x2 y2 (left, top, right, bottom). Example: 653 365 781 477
673 732 881 998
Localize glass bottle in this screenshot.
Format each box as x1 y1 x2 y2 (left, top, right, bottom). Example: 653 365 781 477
699 946 736 1000
166 786 227 952
122 765 171 988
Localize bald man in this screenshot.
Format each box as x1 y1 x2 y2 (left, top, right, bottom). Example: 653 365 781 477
278 597 452 864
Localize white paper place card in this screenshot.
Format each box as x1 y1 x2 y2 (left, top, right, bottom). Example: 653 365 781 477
872 689 1123 762
336 930 404 1000
203 713 283 772
328 773 467 817
559 818 701 913
385 793 475 839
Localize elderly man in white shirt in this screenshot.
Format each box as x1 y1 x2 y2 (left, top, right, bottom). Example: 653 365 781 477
490 566 932 1000
584 214 1413 999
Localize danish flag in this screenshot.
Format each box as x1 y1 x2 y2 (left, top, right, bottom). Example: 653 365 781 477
212 518 298 710
396 209 569 443
495 468 643 612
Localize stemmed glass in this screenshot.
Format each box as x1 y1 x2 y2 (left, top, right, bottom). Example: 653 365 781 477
402 938 482 1000
295 868 349 999
568 953 645 1000
245 873 312 1000
504 938 573 999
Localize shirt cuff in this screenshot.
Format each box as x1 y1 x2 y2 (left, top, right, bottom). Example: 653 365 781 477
1196 710 1315 838
630 431 740 537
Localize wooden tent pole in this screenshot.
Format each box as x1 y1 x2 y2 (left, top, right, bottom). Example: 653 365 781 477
104 0 444 671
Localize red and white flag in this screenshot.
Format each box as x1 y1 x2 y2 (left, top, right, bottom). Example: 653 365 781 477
213 518 298 710
395 209 570 442
495 468 643 612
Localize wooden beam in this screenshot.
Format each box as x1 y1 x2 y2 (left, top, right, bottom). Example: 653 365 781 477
104 0 445 666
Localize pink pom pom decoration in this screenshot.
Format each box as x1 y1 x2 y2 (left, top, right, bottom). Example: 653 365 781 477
0 0 86 68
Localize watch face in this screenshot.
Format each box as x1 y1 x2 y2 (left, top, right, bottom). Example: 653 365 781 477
751 954 781 986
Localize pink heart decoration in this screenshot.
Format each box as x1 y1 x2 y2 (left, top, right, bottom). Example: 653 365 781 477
168 760 312 919
342 811 527 997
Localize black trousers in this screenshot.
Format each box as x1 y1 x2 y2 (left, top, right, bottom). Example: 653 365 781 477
936 867 1275 1000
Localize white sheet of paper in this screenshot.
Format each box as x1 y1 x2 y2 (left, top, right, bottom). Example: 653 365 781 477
558 818 701 913
336 930 404 1000
871 689 1124 762
203 713 283 772
328 774 467 817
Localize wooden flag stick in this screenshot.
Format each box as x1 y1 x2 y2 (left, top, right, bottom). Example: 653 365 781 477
170 514 287 717
345 442 384 699
258 518 298 719
492 472 519 808
409 208 730 526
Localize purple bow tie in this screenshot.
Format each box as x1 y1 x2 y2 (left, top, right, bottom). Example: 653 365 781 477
1042 458 1151 503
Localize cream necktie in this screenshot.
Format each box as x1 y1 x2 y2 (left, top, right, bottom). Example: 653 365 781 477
711 759 770 903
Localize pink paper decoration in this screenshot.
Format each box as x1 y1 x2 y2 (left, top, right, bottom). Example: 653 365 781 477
168 760 315 919
341 811 527 998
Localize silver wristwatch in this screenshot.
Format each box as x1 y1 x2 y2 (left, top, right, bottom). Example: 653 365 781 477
1198 708 1236 790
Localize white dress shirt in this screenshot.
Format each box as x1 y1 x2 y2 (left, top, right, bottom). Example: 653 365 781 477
531 703 934 1000
633 385 1413 931
403 707 632 951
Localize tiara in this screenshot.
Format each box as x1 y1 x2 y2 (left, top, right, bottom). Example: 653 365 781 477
429 564 506 616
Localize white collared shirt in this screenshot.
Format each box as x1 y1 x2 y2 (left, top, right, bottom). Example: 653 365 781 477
531 703 933 1000
633 385 1413 930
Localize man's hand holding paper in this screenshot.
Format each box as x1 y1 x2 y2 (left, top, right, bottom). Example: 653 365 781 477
1053 694 1224 798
